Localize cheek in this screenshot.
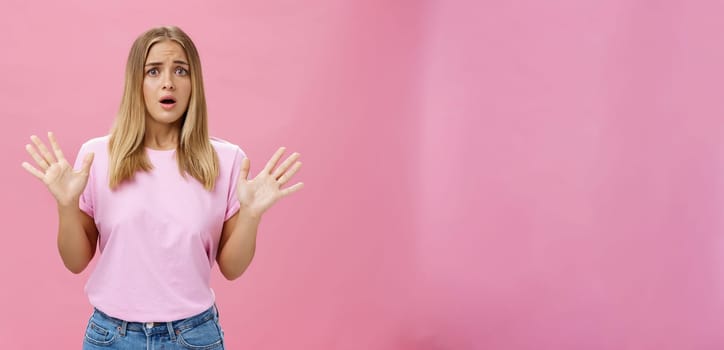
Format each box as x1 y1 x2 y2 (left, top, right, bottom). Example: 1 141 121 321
180 81 192 103
143 80 153 101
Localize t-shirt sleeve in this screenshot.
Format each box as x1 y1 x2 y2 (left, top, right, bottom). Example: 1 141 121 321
73 142 95 217
225 146 246 221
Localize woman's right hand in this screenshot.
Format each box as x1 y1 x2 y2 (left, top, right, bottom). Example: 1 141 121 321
22 132 94 207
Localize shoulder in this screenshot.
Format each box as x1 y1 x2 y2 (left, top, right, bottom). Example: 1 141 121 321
76 135 111 160
79 135 111 152
210 137 246 161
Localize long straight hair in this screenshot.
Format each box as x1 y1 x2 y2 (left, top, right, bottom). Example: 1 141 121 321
108 26 219 190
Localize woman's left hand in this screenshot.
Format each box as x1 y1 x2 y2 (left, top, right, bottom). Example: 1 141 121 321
235 147 304 217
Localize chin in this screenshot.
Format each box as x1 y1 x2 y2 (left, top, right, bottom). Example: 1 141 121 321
148 113 184 125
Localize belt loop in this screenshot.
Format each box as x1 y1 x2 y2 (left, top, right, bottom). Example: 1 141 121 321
166 322 176 341
120 321 128 337
213 304 219 321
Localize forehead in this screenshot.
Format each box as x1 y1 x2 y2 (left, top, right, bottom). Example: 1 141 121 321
145 40 188 63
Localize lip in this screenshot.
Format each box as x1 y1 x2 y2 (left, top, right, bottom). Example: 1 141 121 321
159 95 177 110
160 102 177 110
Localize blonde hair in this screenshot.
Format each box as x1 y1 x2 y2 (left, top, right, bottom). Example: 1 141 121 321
108 26 219 190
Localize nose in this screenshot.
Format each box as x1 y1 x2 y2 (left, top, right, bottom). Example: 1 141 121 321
162 76 175 90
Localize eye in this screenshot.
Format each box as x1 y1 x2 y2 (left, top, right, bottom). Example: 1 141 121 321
175 67 189 76
146 67 159 77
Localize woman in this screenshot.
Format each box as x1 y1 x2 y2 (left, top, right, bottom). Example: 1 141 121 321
21 26 303 349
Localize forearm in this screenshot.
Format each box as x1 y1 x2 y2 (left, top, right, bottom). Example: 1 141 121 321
217 208 260 280
57 203 95 274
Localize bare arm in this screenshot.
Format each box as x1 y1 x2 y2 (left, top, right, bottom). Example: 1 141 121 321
57 203 98 274
22 132 97 274
216 209 260 280
215 147 303 281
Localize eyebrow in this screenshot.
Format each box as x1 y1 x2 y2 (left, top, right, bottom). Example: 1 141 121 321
144 60 189 66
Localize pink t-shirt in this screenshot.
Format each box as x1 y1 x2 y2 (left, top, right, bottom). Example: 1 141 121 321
73 135 244 322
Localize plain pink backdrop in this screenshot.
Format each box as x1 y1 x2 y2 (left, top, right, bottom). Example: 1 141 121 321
2 0 724 349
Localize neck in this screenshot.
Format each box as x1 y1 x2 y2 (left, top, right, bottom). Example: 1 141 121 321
144 118 181 150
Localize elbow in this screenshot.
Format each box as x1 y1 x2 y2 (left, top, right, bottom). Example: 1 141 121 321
69 267 85 275
64 261 88 274
218 254 255 281
219 264 246 281
59 250 93 274
58 238 95 275
60 249 92 274
221 270 242 281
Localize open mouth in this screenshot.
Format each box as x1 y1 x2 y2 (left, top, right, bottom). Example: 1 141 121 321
160 97 176 105
159 97 177 110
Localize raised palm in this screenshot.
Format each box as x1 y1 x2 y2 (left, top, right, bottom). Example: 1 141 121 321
22 132 94 206
236 147 304 217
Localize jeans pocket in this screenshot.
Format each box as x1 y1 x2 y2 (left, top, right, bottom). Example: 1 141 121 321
84 318 119 347
177 319 224 350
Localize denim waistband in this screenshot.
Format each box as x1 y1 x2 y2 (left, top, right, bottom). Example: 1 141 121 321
92 305 218 337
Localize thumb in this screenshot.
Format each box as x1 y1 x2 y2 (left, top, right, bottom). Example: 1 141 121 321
238 157 250 181
80 152 95 176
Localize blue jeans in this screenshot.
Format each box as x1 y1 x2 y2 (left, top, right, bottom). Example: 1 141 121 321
82 305 225 349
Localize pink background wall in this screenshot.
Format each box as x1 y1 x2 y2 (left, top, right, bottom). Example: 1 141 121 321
2 0 724 349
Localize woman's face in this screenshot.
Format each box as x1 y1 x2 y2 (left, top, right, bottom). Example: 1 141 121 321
142 40 192 127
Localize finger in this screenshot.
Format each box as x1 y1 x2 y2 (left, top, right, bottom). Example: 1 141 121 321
277 161 302 186
48 132 66 163
21 161 45 180
31 135 57 164
263 147 286 174
26 144 50 170
80 152 94 176
272 152 300 180
280 182 304 197
238 157 250 181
